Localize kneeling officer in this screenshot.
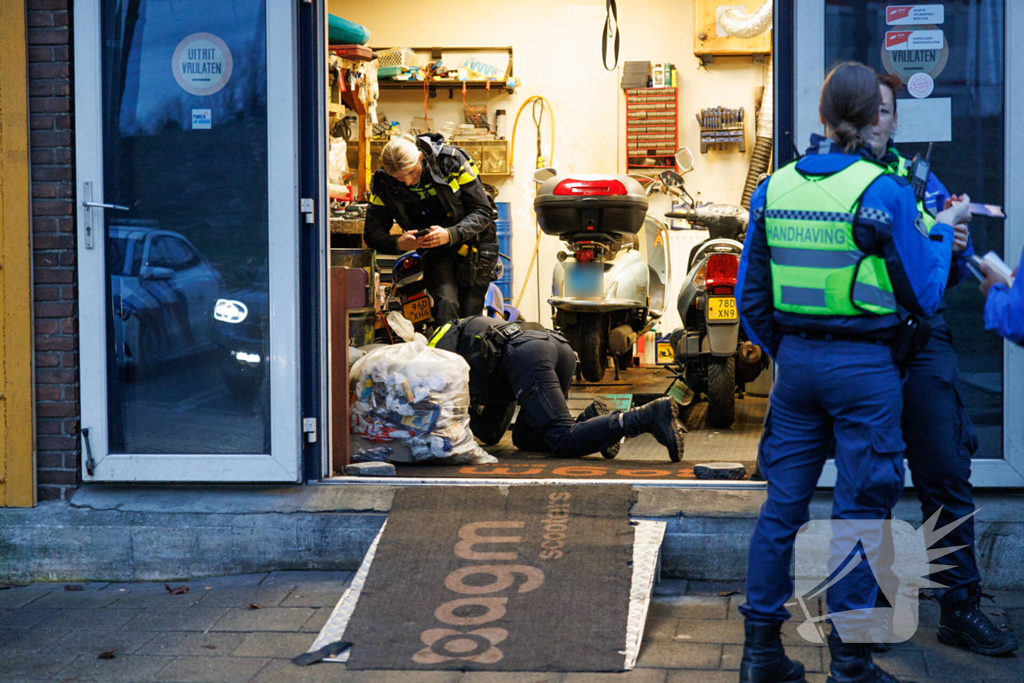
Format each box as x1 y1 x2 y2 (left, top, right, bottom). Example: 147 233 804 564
429 316 686 460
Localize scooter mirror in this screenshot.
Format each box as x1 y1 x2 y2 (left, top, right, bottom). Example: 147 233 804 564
674 147 694 174
533 167 557 183
659 170 685 188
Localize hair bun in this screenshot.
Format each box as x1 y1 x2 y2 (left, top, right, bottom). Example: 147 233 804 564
833 121 863 154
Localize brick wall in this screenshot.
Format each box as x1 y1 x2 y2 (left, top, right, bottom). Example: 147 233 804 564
27 0 79 501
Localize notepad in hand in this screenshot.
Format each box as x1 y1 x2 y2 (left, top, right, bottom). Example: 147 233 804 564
968 251 1016 287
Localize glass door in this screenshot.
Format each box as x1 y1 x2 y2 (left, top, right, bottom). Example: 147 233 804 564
75 0 301 481
791 0 1024 487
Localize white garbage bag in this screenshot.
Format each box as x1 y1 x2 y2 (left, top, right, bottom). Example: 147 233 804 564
349 340 497 464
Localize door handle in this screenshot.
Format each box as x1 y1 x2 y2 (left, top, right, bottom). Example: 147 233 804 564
82 201 130 211
81 181 129 249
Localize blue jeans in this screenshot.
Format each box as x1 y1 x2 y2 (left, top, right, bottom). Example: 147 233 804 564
740 335 906 626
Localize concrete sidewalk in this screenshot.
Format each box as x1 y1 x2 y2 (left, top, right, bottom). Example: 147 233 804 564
1 572 1021 682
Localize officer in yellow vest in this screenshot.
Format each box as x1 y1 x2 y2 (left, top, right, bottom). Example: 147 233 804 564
733 63 970 683
867 75 1018 657
364 133 499 324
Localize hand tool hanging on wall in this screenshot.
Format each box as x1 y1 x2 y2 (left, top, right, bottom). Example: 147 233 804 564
698 106 746 153
602 0 619 70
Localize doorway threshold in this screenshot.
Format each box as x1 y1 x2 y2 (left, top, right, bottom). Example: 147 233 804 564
321 476 766 489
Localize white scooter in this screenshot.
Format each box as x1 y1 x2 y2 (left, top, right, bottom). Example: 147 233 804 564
533 168 671 381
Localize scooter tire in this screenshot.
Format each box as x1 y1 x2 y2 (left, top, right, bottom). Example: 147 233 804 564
707 356 736 429
579 317 608 382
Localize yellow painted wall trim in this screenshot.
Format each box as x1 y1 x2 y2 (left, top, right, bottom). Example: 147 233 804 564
0 0 37 507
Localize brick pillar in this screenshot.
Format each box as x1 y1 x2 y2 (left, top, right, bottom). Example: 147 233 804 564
27 0 78 501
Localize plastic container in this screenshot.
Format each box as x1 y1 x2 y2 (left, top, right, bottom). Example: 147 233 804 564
328 15 370 46
494 109 507 139
534 175 648 236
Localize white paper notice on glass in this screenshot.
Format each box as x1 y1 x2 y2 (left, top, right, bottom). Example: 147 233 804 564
886 5 945 26
893 98 951 143
191 109 212 130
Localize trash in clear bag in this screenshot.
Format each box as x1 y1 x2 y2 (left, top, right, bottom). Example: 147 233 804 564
349 340 497 464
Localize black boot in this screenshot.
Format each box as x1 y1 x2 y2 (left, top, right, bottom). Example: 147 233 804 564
620 397 686 461
577 399 620 459
938 583 1019 656
739 621 806 683
826 629 902 683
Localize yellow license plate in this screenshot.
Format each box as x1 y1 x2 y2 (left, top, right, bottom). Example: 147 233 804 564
656 341 675 364
403 297 432 324
707 296 738 321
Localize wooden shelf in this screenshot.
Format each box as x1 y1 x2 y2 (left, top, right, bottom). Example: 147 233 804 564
378 80 514 95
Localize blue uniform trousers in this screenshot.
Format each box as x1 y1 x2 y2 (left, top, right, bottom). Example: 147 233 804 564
902 322 980 607
740 335 907 626
469 332 621 457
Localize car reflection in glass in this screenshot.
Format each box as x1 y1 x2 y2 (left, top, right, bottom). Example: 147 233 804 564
109 227 224 380
211 262 269 401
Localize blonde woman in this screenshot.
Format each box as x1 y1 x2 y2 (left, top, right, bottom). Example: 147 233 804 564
363 133 498 324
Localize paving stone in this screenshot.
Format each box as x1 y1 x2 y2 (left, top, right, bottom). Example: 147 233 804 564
684 581 746 596
248 659 351 683
722 644 823 673
643 617 680 642
0 608 59 629
0 651 81 678
212 606 318 632
920 635 1024 679
649 595 729 621
49 653 175 681
190 574 271 589
299 605 336 633
251 663 460 683
635 641 721 669
0 628 66 653
458 673 565 683
32 607 141 631
0 585 54 609
195 584 297 608
53 628 160 655
868 647 929 676
665 672 744 683
105 582 208 608
29 589 126 609
673 618 745 644
564 670 667 683
653 580 688 597
135 631 247 657
279 585 350 608
231 631 319 658
154 655 272 682
124 607 230 632
985 591 1024 609
261 570 355 588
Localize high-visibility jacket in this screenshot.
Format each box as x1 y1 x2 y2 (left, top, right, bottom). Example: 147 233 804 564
765 159 897 316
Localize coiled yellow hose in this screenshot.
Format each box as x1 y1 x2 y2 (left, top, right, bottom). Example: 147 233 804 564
509 95 555 309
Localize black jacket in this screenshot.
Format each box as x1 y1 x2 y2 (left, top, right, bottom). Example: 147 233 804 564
363 133 497 255
432 316 515 405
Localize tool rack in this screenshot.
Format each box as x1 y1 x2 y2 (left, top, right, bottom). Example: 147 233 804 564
625 87 679 171
698 106 746 153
